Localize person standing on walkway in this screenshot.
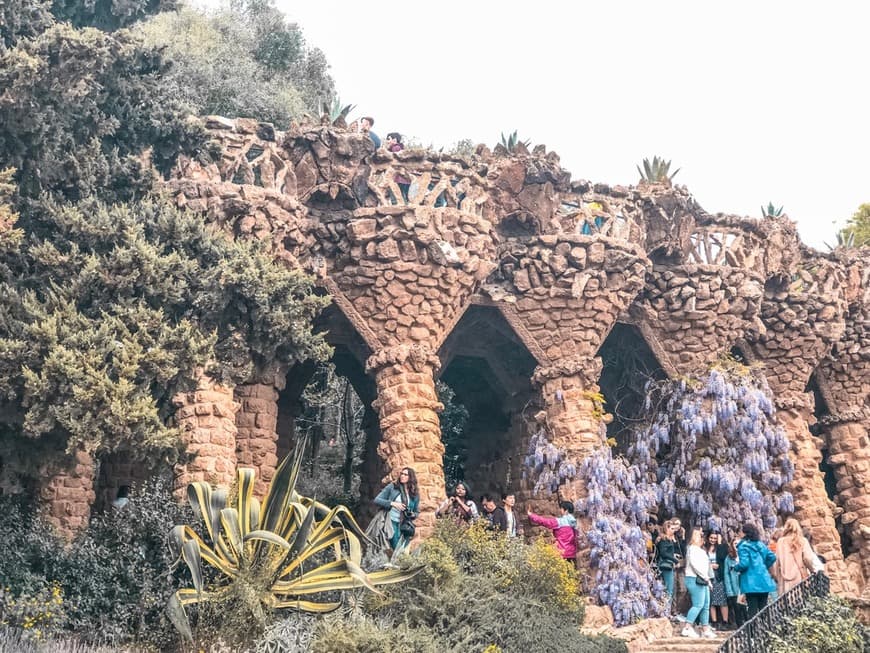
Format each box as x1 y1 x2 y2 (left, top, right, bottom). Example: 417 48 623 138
682 527 717 639
774 518 817 595
734 522 777 618
527 500 578 563
655 520 680 606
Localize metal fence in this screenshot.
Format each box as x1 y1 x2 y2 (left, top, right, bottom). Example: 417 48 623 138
718 572 830 653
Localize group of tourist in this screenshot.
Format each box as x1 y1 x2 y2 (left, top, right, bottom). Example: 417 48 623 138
651 517 826 639
366 468 581 562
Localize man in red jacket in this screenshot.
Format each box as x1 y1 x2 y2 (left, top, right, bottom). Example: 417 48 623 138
528 500 578 562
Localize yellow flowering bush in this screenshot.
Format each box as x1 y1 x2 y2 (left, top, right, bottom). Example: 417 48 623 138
0 582 65 642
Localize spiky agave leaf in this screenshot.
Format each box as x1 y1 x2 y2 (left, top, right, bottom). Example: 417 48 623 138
167 432 422 638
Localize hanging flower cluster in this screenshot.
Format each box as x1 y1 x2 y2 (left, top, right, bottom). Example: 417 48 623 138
629 365 794 535
521 362 794 625
578 446 668 625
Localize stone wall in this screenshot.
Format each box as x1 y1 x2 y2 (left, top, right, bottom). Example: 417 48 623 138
121 116 870 595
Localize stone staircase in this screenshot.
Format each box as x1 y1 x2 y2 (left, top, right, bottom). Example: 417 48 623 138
637 630 728 653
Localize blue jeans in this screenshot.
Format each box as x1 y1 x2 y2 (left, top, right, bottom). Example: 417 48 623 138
686 579 710 625
390 520 401 549
661 569 675 601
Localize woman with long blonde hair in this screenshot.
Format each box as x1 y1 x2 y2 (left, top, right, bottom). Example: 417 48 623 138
774 518 816 594
681 527 717 639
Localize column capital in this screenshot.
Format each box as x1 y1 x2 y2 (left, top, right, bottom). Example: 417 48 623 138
365 343 441 375
531 356 603 387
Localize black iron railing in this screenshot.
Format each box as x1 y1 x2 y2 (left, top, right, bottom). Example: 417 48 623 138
718 572 830 653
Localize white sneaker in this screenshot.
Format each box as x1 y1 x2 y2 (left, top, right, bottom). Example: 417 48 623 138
701 626 717 639
681 625 699 638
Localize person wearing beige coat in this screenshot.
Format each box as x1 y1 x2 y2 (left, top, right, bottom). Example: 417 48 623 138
774 518 816 595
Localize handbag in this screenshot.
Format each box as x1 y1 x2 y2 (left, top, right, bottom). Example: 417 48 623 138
399 509 416 537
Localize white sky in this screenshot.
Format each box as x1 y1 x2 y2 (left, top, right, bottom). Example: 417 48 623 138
249 1 869 249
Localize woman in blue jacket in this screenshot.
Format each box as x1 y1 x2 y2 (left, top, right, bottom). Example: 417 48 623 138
371 466 419 551
734 523 777 619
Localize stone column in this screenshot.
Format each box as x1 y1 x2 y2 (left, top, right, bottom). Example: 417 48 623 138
368 344 445 538
39 448 97 538
172 375 239 495
779 396 855 594
529 358 608 505
235 379 282 497
826 411 870 592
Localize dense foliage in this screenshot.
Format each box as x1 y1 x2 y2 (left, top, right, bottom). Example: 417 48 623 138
0 195 330 457
0 481 189 649
344 520 627 653
139 0 335 125
839 202 870 247
0 14 203 204
766 595 868 653
526 363 794 625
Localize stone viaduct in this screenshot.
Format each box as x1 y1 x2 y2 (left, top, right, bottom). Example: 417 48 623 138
36 116 870 597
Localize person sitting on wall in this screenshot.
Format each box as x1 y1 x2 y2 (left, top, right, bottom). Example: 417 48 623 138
480 493 507 532
435 481 478 522
359 116 381 149
527 500 578 563
367 466 419 553
385 132 410 203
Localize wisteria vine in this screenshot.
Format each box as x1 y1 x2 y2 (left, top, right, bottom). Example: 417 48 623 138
523 363 795 625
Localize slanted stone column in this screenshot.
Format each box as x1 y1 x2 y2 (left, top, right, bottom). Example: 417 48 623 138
778 395 855 594
235 369 285 496
172 375 239 495
39 448 97 538
825 411 870 593
368 344 444 538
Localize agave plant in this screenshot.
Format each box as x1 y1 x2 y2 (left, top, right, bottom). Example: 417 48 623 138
320 97 355 126
498 130 531 153
636 156 680 184
824 229 856 251
167 436 419 641
761 202 784 218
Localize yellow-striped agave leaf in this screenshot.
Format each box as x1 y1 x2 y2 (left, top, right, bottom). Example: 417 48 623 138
219 507 244 561
181 538 204 597
243 530 292 550
271 598 342 613
235 468 257 536
170 525 237 577
261 434 307 534
275 527 346 580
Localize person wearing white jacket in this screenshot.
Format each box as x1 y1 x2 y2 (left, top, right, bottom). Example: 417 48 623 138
682 527 717 639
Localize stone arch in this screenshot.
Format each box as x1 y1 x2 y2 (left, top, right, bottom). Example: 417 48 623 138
436 304 538 499
596 322 668 450
270 302 383 515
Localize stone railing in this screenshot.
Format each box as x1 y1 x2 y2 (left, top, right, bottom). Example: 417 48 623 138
719 571 830 653
556 191 645 243
366 156 489 215
686 226 765 269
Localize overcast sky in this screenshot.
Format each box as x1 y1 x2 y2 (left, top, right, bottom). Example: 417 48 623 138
252 2 867 250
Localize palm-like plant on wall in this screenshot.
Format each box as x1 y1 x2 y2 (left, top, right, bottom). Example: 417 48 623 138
761 202 784 218
167 435 419 641
636 156 680 184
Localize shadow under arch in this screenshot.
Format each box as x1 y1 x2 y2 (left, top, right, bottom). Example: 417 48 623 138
596 322 668 452
436 305 538 499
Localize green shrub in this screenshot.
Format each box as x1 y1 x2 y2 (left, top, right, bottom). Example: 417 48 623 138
0 479 190 650
311 616 440 653
361 520 619 653
767 595 867 653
